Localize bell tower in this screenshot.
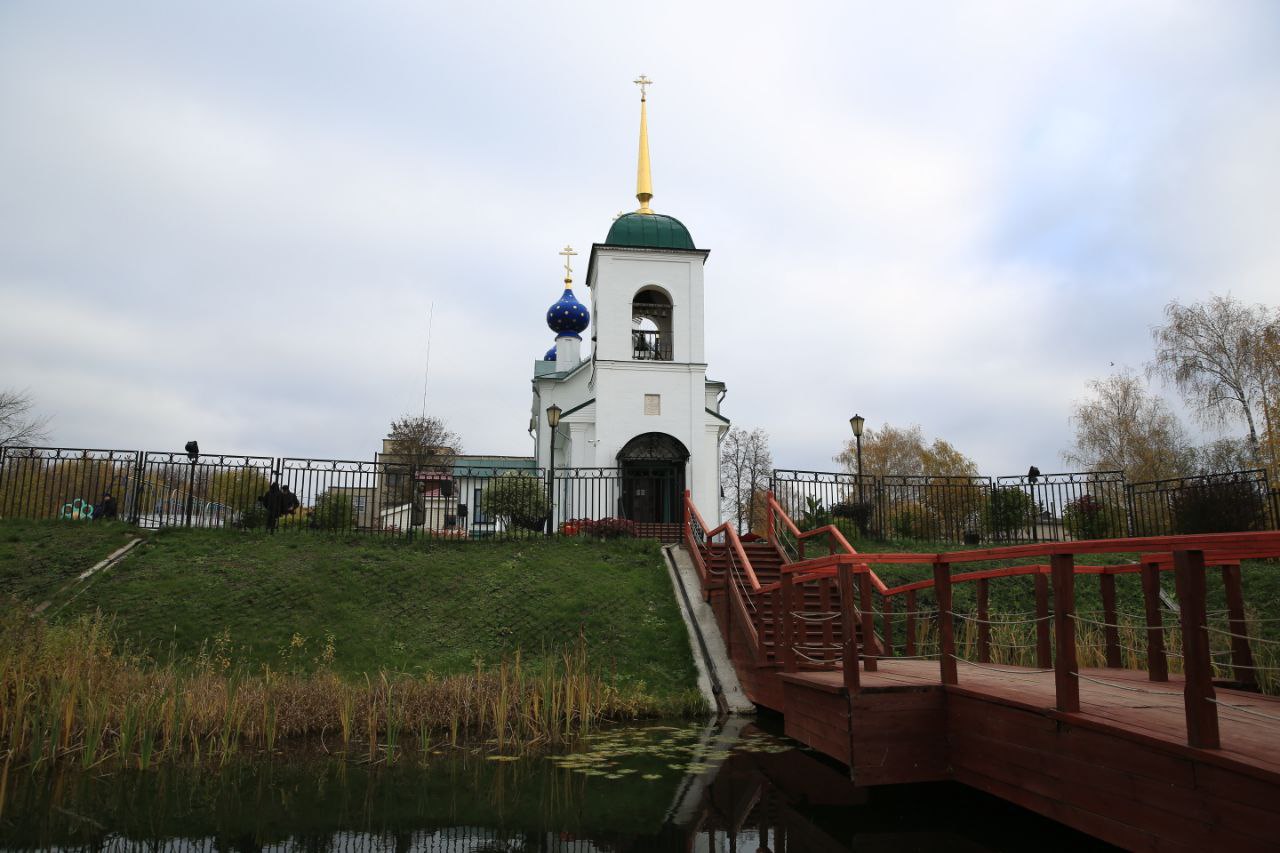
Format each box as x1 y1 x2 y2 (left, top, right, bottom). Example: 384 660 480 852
531 76 729 525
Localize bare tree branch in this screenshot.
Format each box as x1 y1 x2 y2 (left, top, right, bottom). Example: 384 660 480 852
0 388 52 447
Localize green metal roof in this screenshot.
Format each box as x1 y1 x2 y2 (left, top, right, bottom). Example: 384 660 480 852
604 212 695 250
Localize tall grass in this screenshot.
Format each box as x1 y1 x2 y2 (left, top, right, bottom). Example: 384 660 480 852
0 603 705 775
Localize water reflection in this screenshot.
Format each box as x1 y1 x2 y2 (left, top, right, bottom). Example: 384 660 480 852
1 720 1109 852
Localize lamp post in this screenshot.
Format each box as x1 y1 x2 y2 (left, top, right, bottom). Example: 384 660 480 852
849 415 865 504
183 440 199 528
545 404 562 537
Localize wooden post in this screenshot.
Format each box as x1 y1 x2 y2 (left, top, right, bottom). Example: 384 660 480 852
1051 553 1080 713
1174 549 1220 749
1221 563 1257 689
1100 572 1122 668
881 594 894 661
769 587 782 665
976 577 991 663
859 571 878 672
780 572 797 672
1034 572 1052 669
819 577 835 664
934 561 957 685
905 589 917 657
1140 561 1168 682
838 562 861 694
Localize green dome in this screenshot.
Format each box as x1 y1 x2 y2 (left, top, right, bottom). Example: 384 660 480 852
605 212 695 250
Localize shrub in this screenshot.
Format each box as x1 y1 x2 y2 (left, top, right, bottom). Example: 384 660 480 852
1062 493 1120 540
485 473 549 533
566 517 638 539
1170 477 1269 534
311 492 356 531
983 487 1036 540
832 499 875 537
887 501 930 539
799 497 830 532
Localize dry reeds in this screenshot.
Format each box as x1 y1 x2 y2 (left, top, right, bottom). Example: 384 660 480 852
0 603 693 777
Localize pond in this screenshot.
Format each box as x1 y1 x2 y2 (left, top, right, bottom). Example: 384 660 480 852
2 718 1113 851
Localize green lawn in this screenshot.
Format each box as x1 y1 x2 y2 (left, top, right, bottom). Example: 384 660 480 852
1 520 699 703
0 519 144 603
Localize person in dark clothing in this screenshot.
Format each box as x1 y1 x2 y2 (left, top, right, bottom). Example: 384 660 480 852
96 492 118 520
281 485 300 516
259 482 287 533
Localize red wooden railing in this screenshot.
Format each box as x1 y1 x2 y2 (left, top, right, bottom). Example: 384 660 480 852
685 490 1280 751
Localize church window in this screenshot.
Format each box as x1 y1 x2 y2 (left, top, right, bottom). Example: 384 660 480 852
644 394 661 416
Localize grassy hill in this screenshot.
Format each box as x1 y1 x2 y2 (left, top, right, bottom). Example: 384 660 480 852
1 520 701 707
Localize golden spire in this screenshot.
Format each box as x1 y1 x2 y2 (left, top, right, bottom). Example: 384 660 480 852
559 244 577 287
634 75 654 214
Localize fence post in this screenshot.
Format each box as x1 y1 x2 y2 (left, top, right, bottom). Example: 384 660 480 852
765 491 775 545
1034 571 1052 669
1051 553 1080 713
857 571 878 672
1140 561 1169 682
934 561 957 685
1125 482 1138 537
976 578 990 663
1174 549 1220 749
128 451 144 525
838 562 860 694
780 571 797 673
1100 572 1122 668
1221 563 1256 689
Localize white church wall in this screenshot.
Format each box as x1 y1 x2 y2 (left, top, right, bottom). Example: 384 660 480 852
589 250 705 364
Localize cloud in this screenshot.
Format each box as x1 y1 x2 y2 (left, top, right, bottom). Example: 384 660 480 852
1 0 1278 479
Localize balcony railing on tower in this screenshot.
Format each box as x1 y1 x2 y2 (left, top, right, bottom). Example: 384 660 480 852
632 329 672 360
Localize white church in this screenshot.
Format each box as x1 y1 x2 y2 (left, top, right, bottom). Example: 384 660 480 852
531 77 729 527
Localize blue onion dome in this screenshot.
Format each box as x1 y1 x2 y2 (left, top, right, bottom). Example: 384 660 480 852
543 345 557 361
545 281 590 339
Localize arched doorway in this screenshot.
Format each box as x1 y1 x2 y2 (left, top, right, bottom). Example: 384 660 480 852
617 433 688 523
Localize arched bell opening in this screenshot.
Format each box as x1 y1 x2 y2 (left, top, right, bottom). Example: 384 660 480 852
632 287 673 361
616 432 688 523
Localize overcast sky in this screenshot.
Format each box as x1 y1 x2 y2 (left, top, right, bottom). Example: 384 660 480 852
2 1 1278 474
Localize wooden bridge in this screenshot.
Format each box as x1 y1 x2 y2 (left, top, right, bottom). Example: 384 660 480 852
682 493 1280 851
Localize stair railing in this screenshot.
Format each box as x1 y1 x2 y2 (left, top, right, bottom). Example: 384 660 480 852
683 491 763 659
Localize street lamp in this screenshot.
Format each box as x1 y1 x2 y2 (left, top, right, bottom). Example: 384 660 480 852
849 415 865 503
183 440 200 527
545 404 562 536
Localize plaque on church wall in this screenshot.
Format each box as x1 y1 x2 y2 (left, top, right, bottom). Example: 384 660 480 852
644 394 661 416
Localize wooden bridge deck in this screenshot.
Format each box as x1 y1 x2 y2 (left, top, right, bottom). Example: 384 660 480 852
776 663 1280 852
785 661 1280 778
683 495 1280 851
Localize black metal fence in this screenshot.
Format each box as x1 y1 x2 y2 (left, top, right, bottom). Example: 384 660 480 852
771 467 1279 545
0 446 680 542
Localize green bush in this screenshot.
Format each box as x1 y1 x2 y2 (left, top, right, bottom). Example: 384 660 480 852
983 487 1036 540
832 499 875 537
1062 494 1121 540
799 497 831 532
1170 478 1269 534
312 491 356 531
486 473 549 533
888 501 930 539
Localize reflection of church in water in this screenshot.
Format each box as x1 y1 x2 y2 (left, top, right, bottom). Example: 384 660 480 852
532 77 729 526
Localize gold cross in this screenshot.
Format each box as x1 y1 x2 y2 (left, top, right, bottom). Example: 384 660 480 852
559 244 578 278
634 74 652 100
